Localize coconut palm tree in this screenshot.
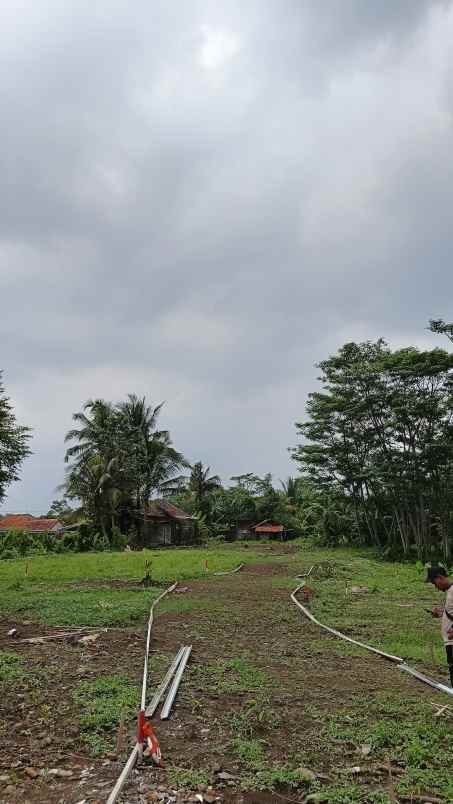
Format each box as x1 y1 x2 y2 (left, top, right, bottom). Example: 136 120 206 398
64 394 188 540
189 462 222 512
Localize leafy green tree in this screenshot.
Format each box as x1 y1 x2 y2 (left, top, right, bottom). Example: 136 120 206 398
292 340 453 559
429 319 453 343
0 371 32 503
230 473 273 496
210 486 257 531
280 476 304 505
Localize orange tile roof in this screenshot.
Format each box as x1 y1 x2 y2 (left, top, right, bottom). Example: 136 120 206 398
0 515 62 532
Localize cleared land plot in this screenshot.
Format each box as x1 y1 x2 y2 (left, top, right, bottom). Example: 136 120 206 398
0 542 452 803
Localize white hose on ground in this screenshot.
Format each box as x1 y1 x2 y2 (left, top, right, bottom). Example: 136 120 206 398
213 562 244 576
291 584 402 662
291 585 453 697
106 581 177 804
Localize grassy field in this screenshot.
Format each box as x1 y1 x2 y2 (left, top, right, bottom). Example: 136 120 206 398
1 541 452 804
0 544 256 626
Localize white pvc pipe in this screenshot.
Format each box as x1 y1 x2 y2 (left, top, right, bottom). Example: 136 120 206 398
105 744 139 804
291 585 453 697
291 584 403 663
213 563 244 576
140 583 178 710
399 664 453 696
106 582 177 804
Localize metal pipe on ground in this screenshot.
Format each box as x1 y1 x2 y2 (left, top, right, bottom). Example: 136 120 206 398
145 647 185 718
160 645 192 720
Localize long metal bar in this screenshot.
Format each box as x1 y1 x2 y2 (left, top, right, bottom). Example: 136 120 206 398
160 645 192 720
291 584 403 663
145 647 185 717
399 664 453 696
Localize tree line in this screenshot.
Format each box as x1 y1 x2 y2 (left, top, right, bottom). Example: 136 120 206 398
292 320 453 561
2 318 453 560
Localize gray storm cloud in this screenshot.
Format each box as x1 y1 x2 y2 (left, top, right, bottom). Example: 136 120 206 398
1 0 453 512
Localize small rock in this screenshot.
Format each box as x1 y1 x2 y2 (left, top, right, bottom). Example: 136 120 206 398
197 784 207 792
78 633 99 644
146 793 159 802
25 767 40 779
48 768 73 778
350 586 369 594
7 628 18 637
0 775 10 782
360 743 372 756
203 795 216 803
216 772 236 781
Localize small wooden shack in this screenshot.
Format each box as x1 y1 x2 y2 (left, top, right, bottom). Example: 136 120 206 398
253 520 286 540
143 500 197 547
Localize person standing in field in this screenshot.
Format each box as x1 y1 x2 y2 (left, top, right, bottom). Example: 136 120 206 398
426 565 453 686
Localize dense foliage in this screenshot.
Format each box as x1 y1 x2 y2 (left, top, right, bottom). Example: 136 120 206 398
292 338 453 560
0 371 31 504
64 395 188 543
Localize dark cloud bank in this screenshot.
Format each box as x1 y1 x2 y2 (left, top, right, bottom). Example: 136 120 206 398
1 0 453 511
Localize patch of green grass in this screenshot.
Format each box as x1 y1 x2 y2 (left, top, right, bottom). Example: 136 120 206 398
166 767 211 788
73 674 138 754
228 697 275 736
0 587 164 626
0 545 256 586
326 692 453 800
0 651 24 684
274 544 447 670
194 655 272 695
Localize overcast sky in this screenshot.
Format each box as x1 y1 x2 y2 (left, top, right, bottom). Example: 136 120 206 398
2 0 453 513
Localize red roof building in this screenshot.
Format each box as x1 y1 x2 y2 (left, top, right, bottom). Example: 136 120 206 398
0 515 64 534
253 520 285 539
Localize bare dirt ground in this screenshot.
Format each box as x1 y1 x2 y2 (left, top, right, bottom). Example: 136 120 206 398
0 551 437 804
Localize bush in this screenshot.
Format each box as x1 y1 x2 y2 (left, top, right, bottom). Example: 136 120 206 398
92 533 110 551
110 526 128 551
0 548 19 560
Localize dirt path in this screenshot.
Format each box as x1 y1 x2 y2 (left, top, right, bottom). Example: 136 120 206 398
0 556 436 804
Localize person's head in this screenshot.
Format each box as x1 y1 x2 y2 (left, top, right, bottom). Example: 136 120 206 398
426 565 450 590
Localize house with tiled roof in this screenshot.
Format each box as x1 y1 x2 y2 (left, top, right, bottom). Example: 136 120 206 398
143 500 198 546
0 514 64 534
253 520 286 540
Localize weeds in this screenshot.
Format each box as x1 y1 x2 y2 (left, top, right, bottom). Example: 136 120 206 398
166 767 211 788
194 655 271 695
0 651 24 684
73 674 138 754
